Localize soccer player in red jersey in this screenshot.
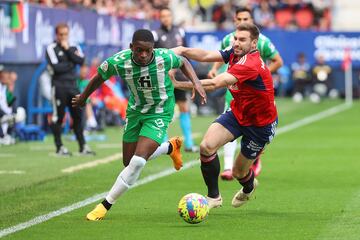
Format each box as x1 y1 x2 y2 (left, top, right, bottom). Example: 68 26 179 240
172 23 278 209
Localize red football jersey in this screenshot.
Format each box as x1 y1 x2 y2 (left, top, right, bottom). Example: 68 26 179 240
220 48 278 126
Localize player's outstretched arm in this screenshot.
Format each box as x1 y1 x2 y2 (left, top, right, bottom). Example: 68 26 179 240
179 57 207 104
172 46 223 63
199 72 238 91
72 73 105 108
171 72 237 92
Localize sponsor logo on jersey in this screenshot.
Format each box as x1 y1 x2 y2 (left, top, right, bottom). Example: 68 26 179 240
137 75 156 90
137 86 157 91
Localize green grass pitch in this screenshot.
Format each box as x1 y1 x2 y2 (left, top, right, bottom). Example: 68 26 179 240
1 98 360 239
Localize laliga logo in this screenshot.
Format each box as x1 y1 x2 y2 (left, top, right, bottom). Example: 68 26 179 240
0 9 16 55
35 11 53 59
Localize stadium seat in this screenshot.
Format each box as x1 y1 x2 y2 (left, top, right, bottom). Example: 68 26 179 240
275 8 293 28
15 124 46 141
295 8 314 29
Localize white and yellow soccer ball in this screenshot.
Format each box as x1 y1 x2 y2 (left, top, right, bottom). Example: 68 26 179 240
178 193 209 224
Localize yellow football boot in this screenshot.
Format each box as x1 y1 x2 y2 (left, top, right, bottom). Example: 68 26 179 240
86 203 107 221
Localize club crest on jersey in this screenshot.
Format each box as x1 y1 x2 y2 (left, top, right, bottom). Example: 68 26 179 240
158 63 164 70
100 61 108 72
126 69 132 75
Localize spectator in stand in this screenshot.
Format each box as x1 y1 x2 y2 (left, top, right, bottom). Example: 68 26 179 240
310 54 333 102
253 0 276 29
291 52 311 102
0 66 17 145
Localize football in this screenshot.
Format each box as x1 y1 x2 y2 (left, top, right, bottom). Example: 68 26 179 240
178 193 209 224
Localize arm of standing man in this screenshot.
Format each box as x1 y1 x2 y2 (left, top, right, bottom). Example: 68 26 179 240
66 46 85 65
46 45 74 74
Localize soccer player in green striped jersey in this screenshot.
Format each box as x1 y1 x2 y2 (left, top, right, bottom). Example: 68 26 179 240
72 29 206 221
208 7 283 180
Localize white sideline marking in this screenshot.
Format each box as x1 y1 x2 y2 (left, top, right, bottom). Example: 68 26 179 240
61 153 122 173
0 103 351 238
0 154 16 158
276 103 351 135
0 161 199 238
0 170 25 175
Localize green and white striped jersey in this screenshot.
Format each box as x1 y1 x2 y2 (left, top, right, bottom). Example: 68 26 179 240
98 48 183 114
221 32 278 62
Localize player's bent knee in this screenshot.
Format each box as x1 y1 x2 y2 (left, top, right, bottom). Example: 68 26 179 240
199 141 215 156
128 156 146 171
120 156 147 186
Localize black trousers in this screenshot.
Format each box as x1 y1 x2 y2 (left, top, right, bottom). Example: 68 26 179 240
51 85 85 151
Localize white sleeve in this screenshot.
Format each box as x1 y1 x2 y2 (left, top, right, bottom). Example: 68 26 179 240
46 43 59 64
152 30 159 42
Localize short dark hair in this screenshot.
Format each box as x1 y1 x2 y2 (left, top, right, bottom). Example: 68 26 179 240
235 6 253 17
236 23 260 40
159 7 171 13
55 23 69 34
132 29 155 43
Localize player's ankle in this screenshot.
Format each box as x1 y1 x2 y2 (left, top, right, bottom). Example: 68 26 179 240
102 199 112 210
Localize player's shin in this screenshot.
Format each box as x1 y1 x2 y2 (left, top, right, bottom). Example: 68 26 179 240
105 155 147 206
236 169 255 194
200 153 220 198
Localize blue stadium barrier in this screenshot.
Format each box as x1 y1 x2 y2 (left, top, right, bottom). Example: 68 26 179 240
27 61 50 124
26 61 70 133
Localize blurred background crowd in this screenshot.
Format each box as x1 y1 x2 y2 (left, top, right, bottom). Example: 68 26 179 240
26 0 332 30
